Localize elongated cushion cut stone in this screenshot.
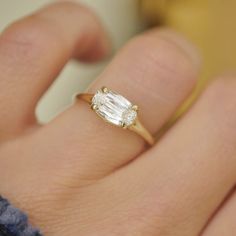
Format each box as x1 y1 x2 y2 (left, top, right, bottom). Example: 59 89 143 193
92 89 137 127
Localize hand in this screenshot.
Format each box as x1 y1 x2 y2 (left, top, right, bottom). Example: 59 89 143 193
0 2 235 235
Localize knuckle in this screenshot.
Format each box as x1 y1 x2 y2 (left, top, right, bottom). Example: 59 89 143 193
0 16 62 62
124 30 197 90
42 1 97 19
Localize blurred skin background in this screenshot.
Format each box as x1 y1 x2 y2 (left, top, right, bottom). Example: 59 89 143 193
0 0 235 122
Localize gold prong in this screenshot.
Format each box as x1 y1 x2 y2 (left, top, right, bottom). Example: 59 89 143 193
121 122 127 129
91 104 97 110
132 105 138 111
101 86 108 93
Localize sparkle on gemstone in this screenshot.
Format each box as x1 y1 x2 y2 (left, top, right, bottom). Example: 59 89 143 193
92 88 137 127
92 90 107 107
122 109 137 126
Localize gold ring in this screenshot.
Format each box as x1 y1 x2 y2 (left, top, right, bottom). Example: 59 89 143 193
76 87 155 146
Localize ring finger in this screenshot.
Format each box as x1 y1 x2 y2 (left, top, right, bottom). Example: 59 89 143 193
36 28 201 180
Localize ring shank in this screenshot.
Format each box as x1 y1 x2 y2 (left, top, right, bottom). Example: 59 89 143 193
129 119 155 145
77 93 94 103
77 93 155 146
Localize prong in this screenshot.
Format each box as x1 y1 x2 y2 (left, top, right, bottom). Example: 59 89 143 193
132 105 138 111
121 122 127 129
101 86 108 93
91 104 97 110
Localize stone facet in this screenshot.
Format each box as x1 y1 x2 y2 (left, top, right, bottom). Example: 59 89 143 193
92 89 137 127
92 90 107 107
122 109 137 126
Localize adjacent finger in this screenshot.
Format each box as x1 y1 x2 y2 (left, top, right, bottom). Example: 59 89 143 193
38 29 200 180
202 190 236 236
116 76 236 235
0 1 110 140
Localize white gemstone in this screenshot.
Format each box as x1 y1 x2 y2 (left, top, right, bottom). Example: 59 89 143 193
92 90 107 107
122 109 137 126
92 89 137 127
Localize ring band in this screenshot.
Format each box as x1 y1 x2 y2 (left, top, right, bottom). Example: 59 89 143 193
77 87 155 146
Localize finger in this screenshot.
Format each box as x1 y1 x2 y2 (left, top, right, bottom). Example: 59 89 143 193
38 29 200 180
0 1 110 140
115 76 236 235
202 190 236 236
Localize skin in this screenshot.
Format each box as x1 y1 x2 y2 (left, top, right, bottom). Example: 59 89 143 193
0 2 235 235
